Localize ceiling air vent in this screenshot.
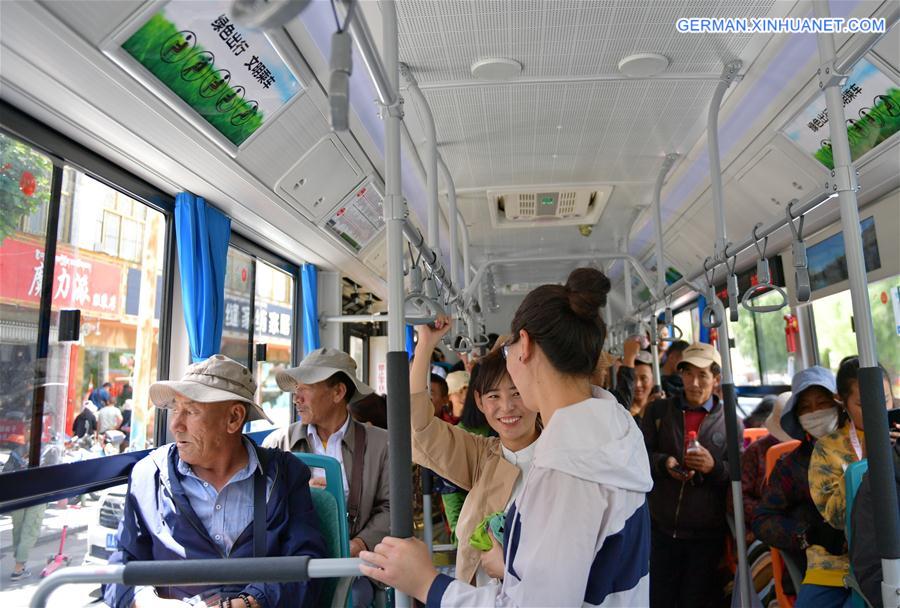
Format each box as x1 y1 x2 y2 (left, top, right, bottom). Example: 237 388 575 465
488 185 613 229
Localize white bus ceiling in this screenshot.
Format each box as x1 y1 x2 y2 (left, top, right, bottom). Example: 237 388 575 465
1 0 898 332
3 1 900 606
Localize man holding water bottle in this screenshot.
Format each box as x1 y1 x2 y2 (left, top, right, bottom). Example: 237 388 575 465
640 342 739 608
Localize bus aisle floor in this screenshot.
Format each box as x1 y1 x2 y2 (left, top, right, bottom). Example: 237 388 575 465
1 498 102 607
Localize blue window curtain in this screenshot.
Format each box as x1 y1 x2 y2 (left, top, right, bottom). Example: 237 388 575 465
301 264 320 355
175 193 231 363
405 324 415 360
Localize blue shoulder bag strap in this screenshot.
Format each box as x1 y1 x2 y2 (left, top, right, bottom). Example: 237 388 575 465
253 445 272 558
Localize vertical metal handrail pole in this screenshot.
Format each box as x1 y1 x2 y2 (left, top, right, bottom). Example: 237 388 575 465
650 154 678 387
649 322 662 388
381 3 412 607
706 59 752 608
460 214 471 290
814 4 900 605
621 238 634 316
401 65 440 251
437 158 461 287
422 468 434 557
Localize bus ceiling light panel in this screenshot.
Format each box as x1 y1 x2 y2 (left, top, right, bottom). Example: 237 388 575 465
471 58 523 80
617 53 670 78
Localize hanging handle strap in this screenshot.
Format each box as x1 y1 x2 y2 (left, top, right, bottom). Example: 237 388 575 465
661 301 684 340
786 200 811 302
725 251 740 323
701 257 723 329
741 223 788 313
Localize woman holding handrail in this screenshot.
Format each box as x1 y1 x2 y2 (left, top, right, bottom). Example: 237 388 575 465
360 268 653 606
405 316 540 586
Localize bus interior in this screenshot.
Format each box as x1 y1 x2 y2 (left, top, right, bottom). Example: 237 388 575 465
0 0 898 606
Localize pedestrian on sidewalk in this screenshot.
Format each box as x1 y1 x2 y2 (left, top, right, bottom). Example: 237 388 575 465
2 433 60 580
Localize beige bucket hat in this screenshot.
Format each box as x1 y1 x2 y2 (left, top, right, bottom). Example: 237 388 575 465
149 354 271 422
276 348 373 404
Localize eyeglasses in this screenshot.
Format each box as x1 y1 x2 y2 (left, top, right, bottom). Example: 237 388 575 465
501 337 516 360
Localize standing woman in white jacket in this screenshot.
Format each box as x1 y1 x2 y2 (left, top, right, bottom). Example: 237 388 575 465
360 267 654 607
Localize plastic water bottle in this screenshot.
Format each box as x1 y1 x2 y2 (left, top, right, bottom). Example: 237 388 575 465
686 431 702 454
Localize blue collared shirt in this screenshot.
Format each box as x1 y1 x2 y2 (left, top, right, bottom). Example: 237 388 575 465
679 394 714 412
176 437 263 556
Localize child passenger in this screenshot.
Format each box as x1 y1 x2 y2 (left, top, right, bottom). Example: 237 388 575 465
359 268 653 606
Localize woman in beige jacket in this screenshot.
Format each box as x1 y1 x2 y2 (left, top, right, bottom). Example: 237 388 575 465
409 317 540 586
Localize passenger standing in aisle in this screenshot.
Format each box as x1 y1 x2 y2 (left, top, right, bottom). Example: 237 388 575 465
641 342 736 608
405 316 540 586
360 267 653 607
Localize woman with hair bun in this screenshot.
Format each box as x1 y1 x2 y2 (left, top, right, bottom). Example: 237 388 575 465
360 267 653 607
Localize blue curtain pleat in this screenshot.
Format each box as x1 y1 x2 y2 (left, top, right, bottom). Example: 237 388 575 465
175 193 231 363
302 264 320 355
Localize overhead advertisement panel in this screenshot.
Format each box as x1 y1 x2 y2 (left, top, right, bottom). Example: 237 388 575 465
104 0 303 154
322 178 386 254
783 58 899 169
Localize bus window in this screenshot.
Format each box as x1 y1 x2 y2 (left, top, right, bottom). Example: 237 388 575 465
349 334 365 381
812 274 900 397
252 260 294 431
673 308 694 344
1 139 170 601
727 291 791 386
0 132 53 468
53 169 166 454
221 246 254 368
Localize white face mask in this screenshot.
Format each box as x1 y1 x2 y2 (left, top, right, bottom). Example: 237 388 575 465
798 407 839 439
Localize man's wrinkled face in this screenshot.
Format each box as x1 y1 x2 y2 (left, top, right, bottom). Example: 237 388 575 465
292 381 343 426
169 395 243 467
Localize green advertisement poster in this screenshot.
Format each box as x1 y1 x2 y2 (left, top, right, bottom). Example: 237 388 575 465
784 59 899 169
121 0 302 147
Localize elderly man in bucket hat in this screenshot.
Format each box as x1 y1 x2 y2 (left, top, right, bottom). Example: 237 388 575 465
263 347 390 608
104 355 326 608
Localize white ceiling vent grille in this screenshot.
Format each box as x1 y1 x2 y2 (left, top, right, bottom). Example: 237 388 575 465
487 185 613 229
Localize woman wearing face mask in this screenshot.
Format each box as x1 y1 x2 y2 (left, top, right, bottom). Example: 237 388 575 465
404 316 541 586
360 268 653 606
809 358 898 540
752 366 850 607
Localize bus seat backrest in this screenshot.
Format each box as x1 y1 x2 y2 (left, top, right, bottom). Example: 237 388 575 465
310 487 343 607
293 453 351 558
844 459 869 547
743 428 769 445
765 440 801 482
844 460 872 608
764 439 802 608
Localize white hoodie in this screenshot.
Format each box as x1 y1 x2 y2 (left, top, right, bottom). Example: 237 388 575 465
427 389 654 607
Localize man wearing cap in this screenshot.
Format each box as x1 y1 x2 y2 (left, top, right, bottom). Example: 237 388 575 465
641 342 739 608
104 355 326 608
442 370 469 424
262 348 389 608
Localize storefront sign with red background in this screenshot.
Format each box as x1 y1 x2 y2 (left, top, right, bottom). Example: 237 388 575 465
0 236 124 315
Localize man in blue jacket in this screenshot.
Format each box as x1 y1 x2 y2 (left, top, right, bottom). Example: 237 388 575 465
104 355 326 608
